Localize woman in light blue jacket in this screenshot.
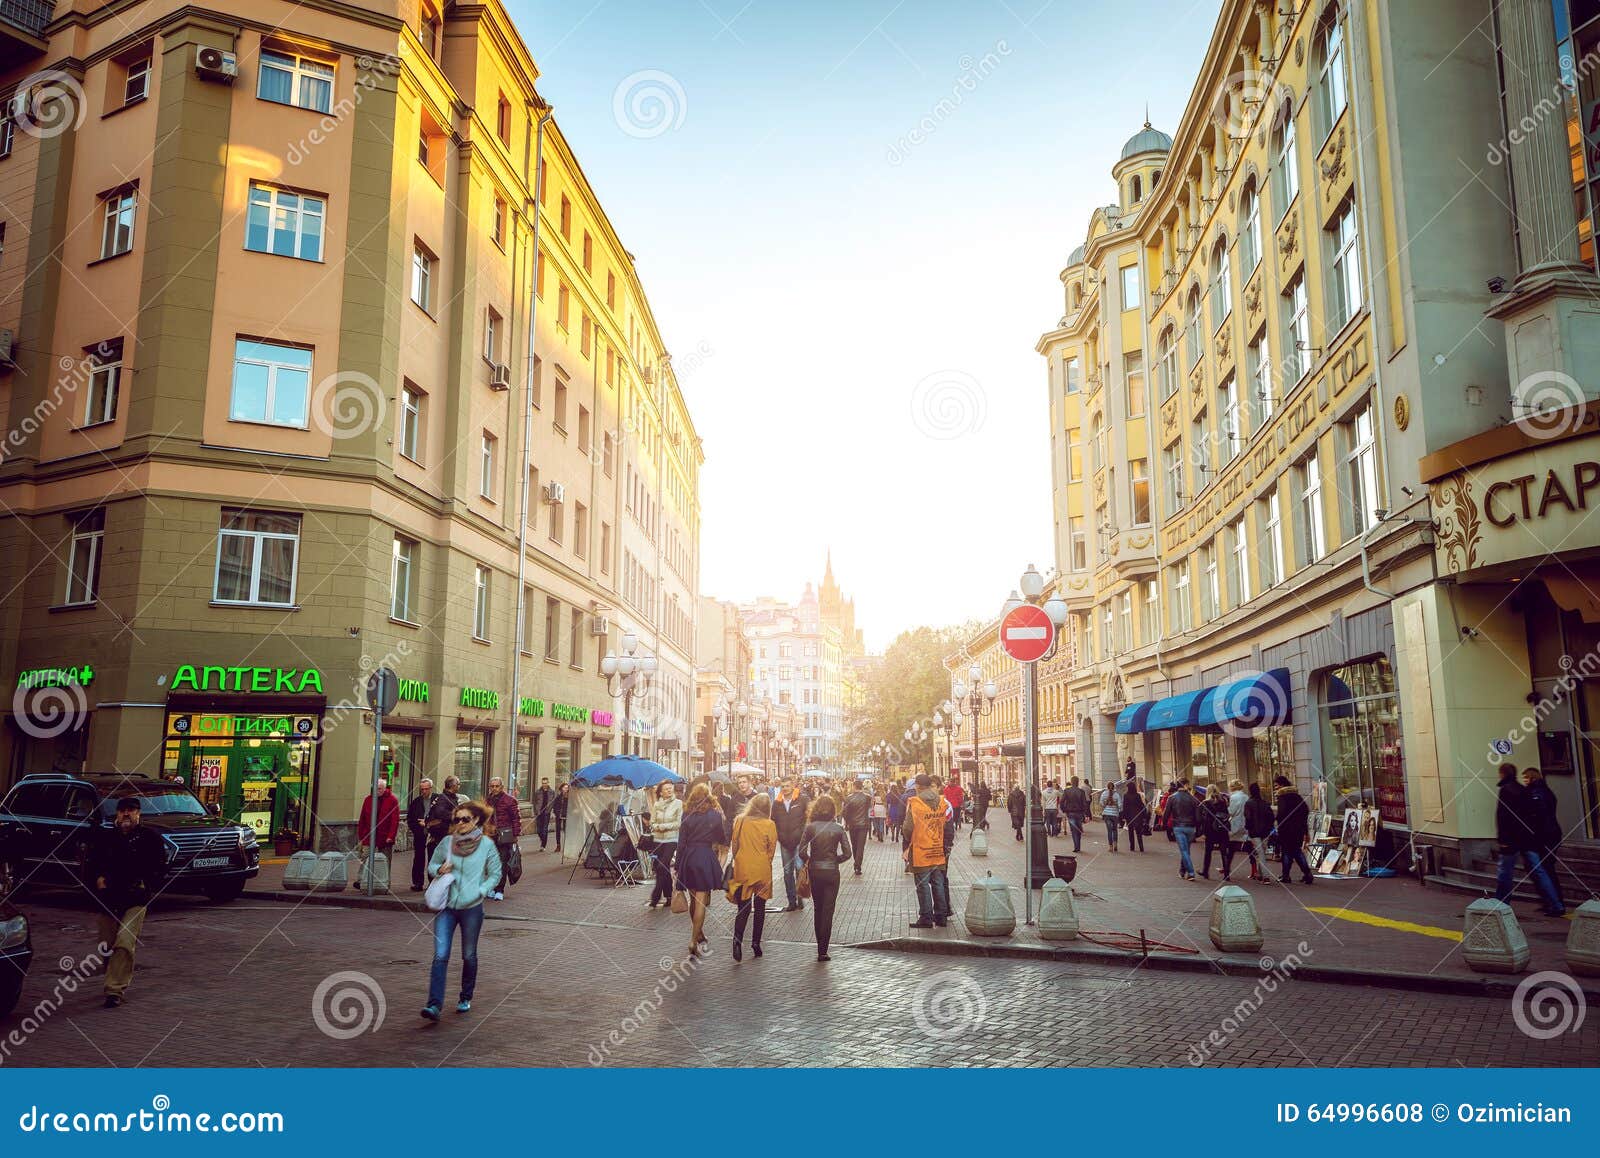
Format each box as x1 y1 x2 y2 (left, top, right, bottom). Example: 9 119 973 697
422 798 502 1021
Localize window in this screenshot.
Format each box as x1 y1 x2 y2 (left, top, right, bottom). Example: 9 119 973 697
581 313 592 358
582 231 593 273
1316 657 1408 827
1118 591 1132 653
420 2 443 59
548 487 564 545
100 188 136 259
63 509 104 606
602 432 614 477
1327 200 1362 331
245 184 325 261
1064 355 1081 395
1090 414 1105 474
214 509 300 606
557 282 571 330
1297 451 1325 564
1315 9 1348 140
1068 435 1083 481
230 339 311 427
1283 273 1311 383
1218 374 1240 464
554 380 568 432
473 565 491 640
574 501 588 558
1342 401 1380 537
391 536 416 621
1228 515 1251 606
496 92 511 146
1163 446 1184 514
493 196 507 249
545 597 560 660
1192 412 1211 485
479 432 496 499
1185 286 1202 368
1239 181 1261 274
485 307 502 364
124 56 151 105
560 195 572 240
1170 560 1191 633
1200 539 1219 620
84 340 122 427
258 50 334 114
578 405 590 453
1157 329 1178 400
1120 264 1140 311
1247 332 1273 428
411 242 435 312
1069 517 1087 572
600 522 611 573
607 271 617 310
1261 491 1284 588
569 607 584 667
0 116 11 158
400 384 423 462
1125 352 1146 417
1272 108 1299 219
1210 238 1232 331
1130 458 1151 525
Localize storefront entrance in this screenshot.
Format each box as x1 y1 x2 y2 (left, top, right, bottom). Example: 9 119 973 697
163 710 320 846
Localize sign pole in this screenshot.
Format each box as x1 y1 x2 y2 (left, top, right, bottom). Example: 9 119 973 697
368 697 383 899
1024 659 1036 925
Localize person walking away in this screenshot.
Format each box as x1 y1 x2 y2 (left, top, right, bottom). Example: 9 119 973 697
871 792 888 841
358 775 401 885
1006 784 1026 841
1042 780 1061 837
973 781 991 830
842 783 872 876
1494 763 1565 916
1100 782 1121 851
1122 780 1147 853
887 782 905 837
425 776 463 866
1198 787 1233 880
533 779 554 851
1059 777 1089 853
1226 780 1259 880
646 781 682 909
553 782 570 851
799 796 852 961
1272 776 1315 885
772 780 810 912
728 794 778 961
406 778 436 891
485 777 519 900
903 774 952 927
1165 780 1200 880
675 784 726 957
1243 783 1273 878
1155 781 1177 842
421 799 502 1020
942 776 965 832
88 797 166 1008
1521 766 1566 910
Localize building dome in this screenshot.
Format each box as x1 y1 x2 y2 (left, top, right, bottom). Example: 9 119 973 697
1120 121 1172 161
1066 244 1085 266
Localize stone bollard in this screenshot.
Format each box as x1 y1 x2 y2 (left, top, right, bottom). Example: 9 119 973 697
969 827 989 858
964 873 1016 936
357 851 390 893
1462 898 1530 973
311 850 350 892
282 851 319 891
1566 898 1600 976
1208 884 1264 953
1038 878 1079 941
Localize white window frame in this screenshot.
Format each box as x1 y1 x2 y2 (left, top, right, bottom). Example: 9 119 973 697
213 511 300 607
245 184 325 261
1230 515 1252 606
84 346 121 427
1069 517 1087 572
400 385 423 462
101 189 136 259
1300 452 1325 563
1219 374 1240 464
64 509 104 607
1120 264 1140 311
1274 112 1299 220
124 57 151 105
1249 332 1274 426
485 308 501 363
1140 578 1159 644
411 243 434 312
1240 183 1261 273
1130 457 1151 526
391 535 416 622
1262 491 1284 588
1159 332 1178 400
1163 446 1184 514
1284 274 1311 384
480 432 497 500
1126 352 1146 418
1316 12 1348 141
473 564 491 641
229 338 311 428
0 117 14 159
1210 242 1232 332
1118 591 1132 653
1201 540 1219 620
1344 402 1381 537
1171 561 1191 633
1328 201 1362 332
1064 355 1081 395
1185 289 1202 368
258 49 334 114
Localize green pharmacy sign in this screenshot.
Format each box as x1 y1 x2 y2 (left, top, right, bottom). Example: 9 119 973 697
17 665 94 689
460 687 499 710
171 665 324 694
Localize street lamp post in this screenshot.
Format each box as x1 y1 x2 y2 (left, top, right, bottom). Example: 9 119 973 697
952 664 997 797
600 632 657 757
905 721 928 776
1014 562 1070 923
933 702 956 781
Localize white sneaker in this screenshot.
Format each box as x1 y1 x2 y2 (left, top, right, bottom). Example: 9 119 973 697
489 891 505 901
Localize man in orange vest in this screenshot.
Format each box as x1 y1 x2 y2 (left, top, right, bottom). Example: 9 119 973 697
902 773 952 928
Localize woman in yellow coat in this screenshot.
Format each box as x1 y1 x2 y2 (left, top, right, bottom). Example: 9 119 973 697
728 793 778 961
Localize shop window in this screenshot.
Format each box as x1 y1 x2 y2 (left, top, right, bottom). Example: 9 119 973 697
1316 656 1406 827
454 729 492 801
246 184 325 261
83 338 122 427
515 734 539 798
100 186 136 259
258 49 334 114
230 338 311 428
214 508 300 606
63 508 105 607
391 535 416 622
1250 725 1295 792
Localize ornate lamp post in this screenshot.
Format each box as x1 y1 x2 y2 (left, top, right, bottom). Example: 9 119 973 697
1014 563 1070 918
952 664 997 793
933 701 957 781
905 721 928 775
600 631 657 757
755 695 777 780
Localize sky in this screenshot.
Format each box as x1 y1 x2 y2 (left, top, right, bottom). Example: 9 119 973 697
508 0 1222 651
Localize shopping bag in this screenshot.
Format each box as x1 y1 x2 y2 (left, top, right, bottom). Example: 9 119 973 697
797 865 812 900
504 842 523 885
424 870 454 911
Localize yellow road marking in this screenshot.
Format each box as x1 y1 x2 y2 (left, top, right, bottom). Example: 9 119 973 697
1307 906 1463 942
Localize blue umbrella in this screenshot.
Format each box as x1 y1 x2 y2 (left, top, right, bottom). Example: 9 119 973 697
570 754 684 789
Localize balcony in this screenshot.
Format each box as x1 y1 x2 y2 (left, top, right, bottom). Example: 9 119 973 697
1 0 52 67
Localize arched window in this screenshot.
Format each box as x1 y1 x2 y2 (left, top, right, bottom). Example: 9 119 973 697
1131 174 1143 203
1090 412 1106 474
1151 169 1162 189
1072 283 1082 309
1314 7 1347 141
1272 105 1299 221
1210 237 1232 331
1158 326 1178 401
1185 286 1202 368
1239 179 1262 274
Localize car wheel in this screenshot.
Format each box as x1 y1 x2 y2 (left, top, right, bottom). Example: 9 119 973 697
203 880 245 904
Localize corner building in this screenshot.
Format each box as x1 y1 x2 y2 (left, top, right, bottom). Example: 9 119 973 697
1044 0 1600 874
0 0 702 849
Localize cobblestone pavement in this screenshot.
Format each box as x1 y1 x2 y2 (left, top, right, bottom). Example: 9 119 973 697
2 877 1593 1068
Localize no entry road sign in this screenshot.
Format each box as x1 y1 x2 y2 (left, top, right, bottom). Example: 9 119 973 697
1000 603 1055 663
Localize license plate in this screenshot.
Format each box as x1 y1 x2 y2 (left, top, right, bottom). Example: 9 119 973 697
192 856 232 869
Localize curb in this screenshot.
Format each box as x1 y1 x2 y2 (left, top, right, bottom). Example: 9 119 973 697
854 935 1600 1000
243 887 422 913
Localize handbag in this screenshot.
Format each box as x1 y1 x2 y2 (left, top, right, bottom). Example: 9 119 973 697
504 842 523 885
670 884 689 914
424 868 454 911
797 865 812 900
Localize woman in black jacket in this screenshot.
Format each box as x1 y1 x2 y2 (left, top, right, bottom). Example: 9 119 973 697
1199 790 1233 880
798 796 853 962
1006 786 1027 841
1122 783 1148 852
1243 783 1274 880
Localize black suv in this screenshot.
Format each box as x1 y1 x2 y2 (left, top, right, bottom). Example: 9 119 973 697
0 772 260 903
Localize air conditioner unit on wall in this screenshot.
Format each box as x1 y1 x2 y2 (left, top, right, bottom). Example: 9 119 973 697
489 363 512 391
590 616 610 637
195 46 238 83
543 481 566 505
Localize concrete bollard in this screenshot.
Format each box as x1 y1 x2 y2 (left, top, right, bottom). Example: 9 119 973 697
1566 898 1600 976
282 851 319 891
963 873 1016 936
969 827 989 858
357 851 390 893
311 850 350 892
1462 898 1530 973
1208 884 1264 953
1038 878 1079 941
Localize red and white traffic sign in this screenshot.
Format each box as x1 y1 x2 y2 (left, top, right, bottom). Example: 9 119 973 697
1000 603 1055 663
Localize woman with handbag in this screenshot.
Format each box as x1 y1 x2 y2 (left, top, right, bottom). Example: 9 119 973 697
798 795 851 962
1100 782 1122 851
1122 782 1148 853
647 781 683 910
421 799 502 1021
674 784 725 958
728 793 778 962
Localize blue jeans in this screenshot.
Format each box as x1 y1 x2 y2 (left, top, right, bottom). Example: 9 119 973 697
780 844 803 907
913 865 950 922
428 904 484 1008
1104 816 1119 846
1173 825 1196 876
1495 848 1564 912
1066 815 1084 851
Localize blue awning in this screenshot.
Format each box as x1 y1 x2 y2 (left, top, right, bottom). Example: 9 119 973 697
1144 690 1209 731
1115 701 1156 734
1197 668 1292 730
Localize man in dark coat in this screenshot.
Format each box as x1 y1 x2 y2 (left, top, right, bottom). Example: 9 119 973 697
534 778 554 850
425 775 462 866
842 785 872 875
773 780 811 910
1059 776 1090 853
1495 763 1564 916
87 797 167 1008
1272 775 1314 885
554 783 570 851
1520 766 1565 909
973 782 991 830
405 777 435 891
1006 785 1026 840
